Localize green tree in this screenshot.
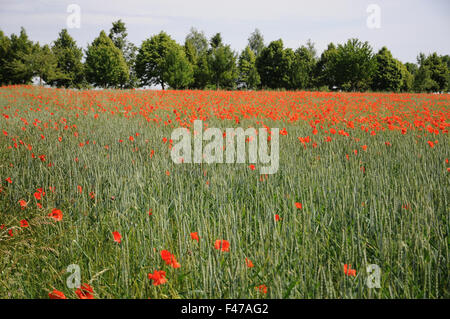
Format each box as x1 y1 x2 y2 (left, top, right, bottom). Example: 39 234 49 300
413 53 448 92
332 39 375 91
136 31 192 90
164 45 194 89
184 28 210 89
399 61 413 92
0 30 11 85
441 55 450 92
3 27 34 84
289 43 316 90
109 20 138 88
185 27 208 59
314 42 338 90
47 29 84 88
208 33 237 89
248 28 265 57
256 39 291 89
371 47 403 92
85 30 129 88
238 46 260 89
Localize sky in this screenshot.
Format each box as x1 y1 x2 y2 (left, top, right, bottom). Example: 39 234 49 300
0 0 449 64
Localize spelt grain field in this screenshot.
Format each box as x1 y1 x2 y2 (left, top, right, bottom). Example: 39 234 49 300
0 85 448 299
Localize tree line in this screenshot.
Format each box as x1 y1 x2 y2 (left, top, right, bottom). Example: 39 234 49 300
0 21 449 92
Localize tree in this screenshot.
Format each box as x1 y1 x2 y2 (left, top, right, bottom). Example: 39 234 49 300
47 29 84 88
135 31 192 90
238 46 260 89
185 27 208 58
399 61 413 92
314 42 338 89
256 39 291 89
0 30 11 85
332 39 375 91
413 53 448 92
208 34 237 89
209 33 223 50
184 28 210 89
371 47 403 92
85 30 129 88
109 20 138 88
441 55 450 92
3 27 34 84
289 43 317 90
164 45 194 89
248 28 265 57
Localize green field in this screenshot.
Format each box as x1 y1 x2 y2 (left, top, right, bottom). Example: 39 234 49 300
0 85 448 298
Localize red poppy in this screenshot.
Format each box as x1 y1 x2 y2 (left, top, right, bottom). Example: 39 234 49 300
20 219 29 228
19 199 27 208
49 208 63 221
249 164 256 170
255 284 268 294
275 214 281 221
161 250 180 268
148 270 167 286
344 264 356 276
295 202 302 209
190 232 199 242
214 239 230 252
5 177 12 184
49 289 66 299
112 231 122 243
75 283 94 299
245 258 254 268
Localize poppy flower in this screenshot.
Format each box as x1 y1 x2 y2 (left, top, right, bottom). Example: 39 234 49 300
49 289 66 299
19 199 27 208
190 232 199 242
161 250 180 268
275 214 281 221
75 283 94 299
148 270 167 286
361 145 367 151
20 219 29 228
344 264 356 277
49 208 63 221
295 202 302 210
214 239 230 252
255 284 268 294
249 164 256 170
5 177 12 184
245 258 254 268
112 231 122 243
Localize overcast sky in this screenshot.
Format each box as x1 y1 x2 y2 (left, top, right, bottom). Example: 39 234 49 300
0 0 449 63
